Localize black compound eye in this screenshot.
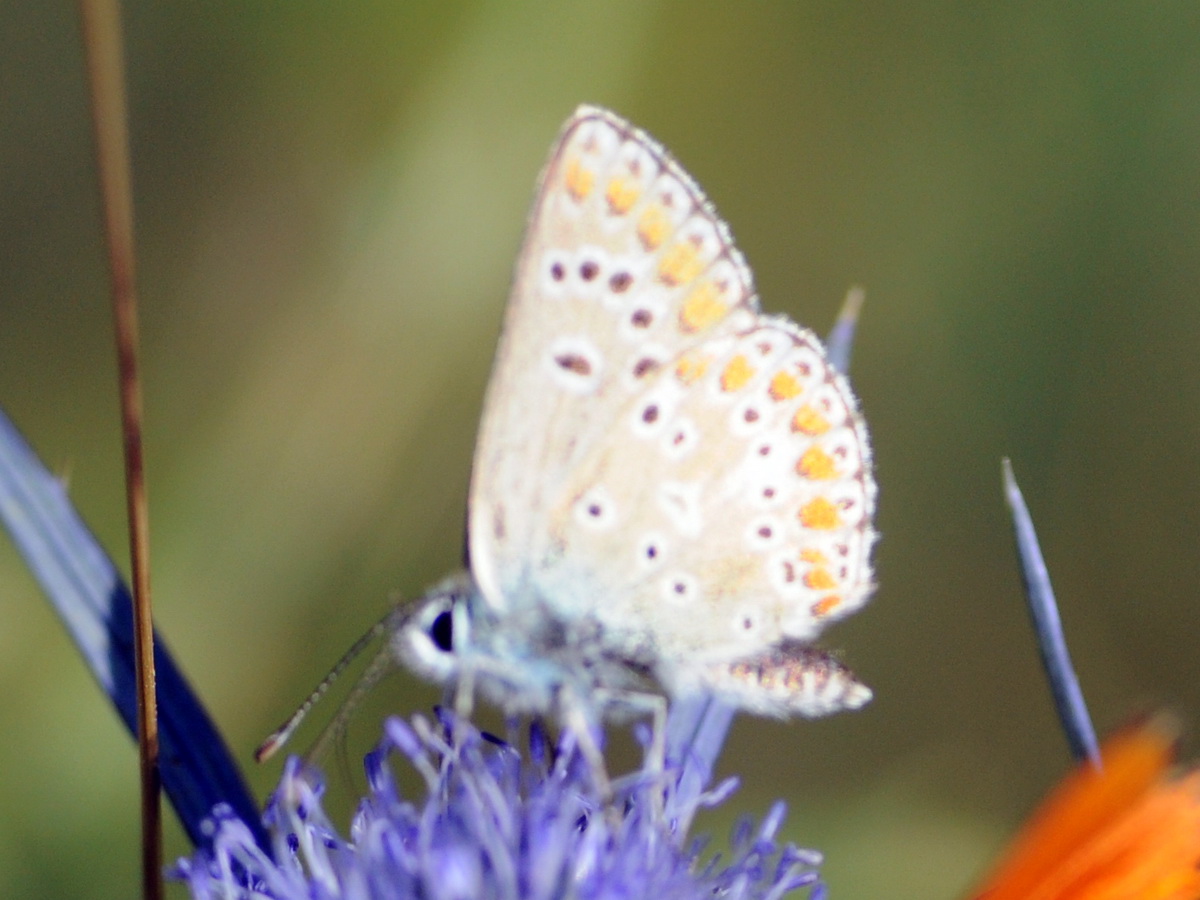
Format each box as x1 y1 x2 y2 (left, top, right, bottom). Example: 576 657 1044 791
430 610 454 652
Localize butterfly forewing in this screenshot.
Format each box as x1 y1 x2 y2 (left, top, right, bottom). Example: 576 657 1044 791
469 106 762 613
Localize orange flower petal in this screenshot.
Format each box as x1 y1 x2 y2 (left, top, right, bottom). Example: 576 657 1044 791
969 716 1200 900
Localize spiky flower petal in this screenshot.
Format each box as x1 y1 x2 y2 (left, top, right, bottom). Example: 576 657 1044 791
177 711 825 900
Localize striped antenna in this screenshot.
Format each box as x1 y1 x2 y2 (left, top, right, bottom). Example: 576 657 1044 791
255 609 397 762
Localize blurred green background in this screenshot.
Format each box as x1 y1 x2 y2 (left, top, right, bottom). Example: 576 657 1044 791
4 3 1200 897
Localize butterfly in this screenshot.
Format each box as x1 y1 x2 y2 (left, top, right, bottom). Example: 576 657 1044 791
260 106 877 775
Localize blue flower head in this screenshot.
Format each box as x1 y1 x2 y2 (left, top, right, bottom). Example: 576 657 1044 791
176 707 826 900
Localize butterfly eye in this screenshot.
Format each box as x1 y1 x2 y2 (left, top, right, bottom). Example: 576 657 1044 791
430 609 454 652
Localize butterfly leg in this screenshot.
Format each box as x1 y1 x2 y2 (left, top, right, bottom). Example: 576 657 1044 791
557 686 614 806
594 688 668 782
585 687 673 821
442 665 477 767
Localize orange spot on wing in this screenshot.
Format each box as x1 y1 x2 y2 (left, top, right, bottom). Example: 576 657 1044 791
797 446 838 480
638 205 670 249
799 497 841 530
804 567 838 591
720 355 755 392
800 548 829 565
769 370 803 401
810 595 842 617
606 177 640 214
678 282 728 333
565 158 594 200
968 716 1200 900
658 242 704 286
675 353 710 384
792 404 831 436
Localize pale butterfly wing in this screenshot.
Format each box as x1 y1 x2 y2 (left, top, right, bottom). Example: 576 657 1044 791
469 106 762 613
535 316 873 676
537 315 875 664
469 105 875 691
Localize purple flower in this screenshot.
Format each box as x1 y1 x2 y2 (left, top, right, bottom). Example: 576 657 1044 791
176 709 825 900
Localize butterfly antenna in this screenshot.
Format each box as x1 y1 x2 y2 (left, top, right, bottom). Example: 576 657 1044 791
255 609 397 762
305 642 399 766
